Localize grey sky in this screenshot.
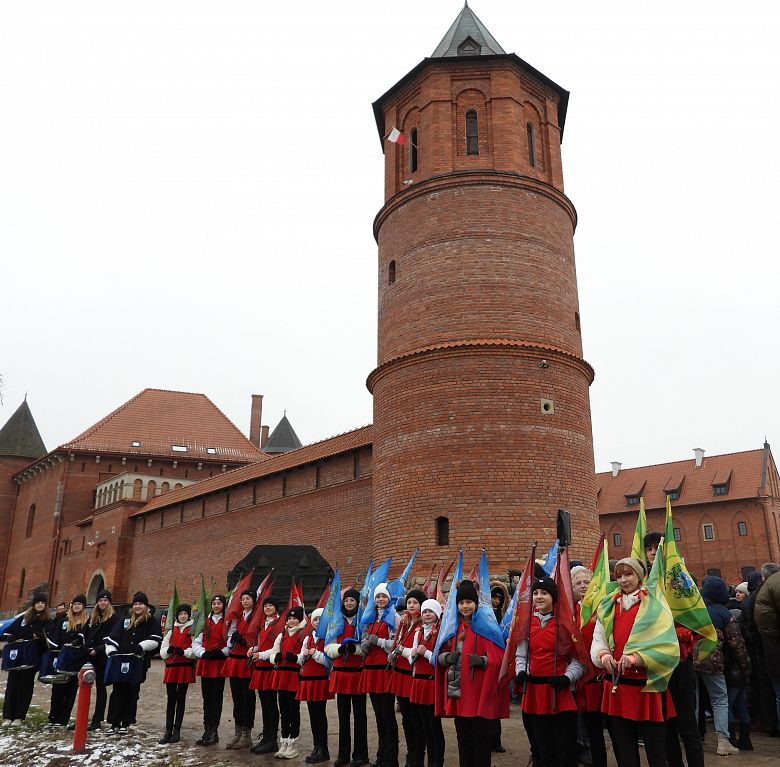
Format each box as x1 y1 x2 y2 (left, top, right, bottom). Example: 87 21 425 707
2 1 778 473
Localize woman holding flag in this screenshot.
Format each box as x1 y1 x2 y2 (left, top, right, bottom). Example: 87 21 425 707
158 603 196 744
590 556 678 767
297 606 332 764
192 593 228 747
248 596 282 754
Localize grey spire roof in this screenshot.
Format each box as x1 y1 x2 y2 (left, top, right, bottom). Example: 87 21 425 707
263 414 303 455
0 400 47 459
431 3 506 58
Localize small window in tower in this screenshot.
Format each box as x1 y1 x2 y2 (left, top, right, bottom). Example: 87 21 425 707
388 260 396 284
18 568 26 599
465 110 479 155
25 504 36 538
702 523 715 541
575 312 581 332
613 532 622 547
527 122 537 167
738 521 748 536
436 516 449 546
410 128 418 173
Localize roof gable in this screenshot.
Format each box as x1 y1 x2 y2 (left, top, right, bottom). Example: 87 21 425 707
0 400 47 459
431 4 506 58
60 388 264 463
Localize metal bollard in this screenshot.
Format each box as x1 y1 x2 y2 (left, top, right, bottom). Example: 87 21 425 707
72 663 96 753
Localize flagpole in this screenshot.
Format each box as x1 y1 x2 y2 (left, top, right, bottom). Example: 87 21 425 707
552 543 562 714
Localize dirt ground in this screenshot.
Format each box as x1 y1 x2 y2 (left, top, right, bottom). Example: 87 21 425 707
2 660 780 766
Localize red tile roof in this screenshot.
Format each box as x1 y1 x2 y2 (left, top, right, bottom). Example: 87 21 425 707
597 448 768 514
130 424 373 517
60 388 265 463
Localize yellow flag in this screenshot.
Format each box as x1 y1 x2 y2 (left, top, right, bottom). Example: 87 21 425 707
630 497 648 561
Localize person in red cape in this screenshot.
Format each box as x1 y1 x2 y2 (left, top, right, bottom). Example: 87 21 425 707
571 566 607 767
192 594 228 747
435 579 508 767
270 605 307 758
297 607 333 764
158 603 196 744
359 583 399 767
590 557 676 767
515 576 584 767
222 589 257 750
410 599 444 767
325 588 368 767
248 596 282 754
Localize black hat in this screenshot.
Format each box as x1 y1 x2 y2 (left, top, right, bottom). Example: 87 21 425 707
262 596 277 609
405 589 426 607
31 591 47 605
177 603 192 619
96 589 113 602
288 606 304 620
212 594 226 606
532 577 558 602
490 586 506 605
132 591 149 606
71 594 87 606
240 589 256 602
455 580 479 604
533 563 546 580
342 588 360 604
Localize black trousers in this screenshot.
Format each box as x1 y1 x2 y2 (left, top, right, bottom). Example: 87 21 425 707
608 716 668 767
92 661 109 725
307 700 329 751
165 682 189 729
49 676 79 725
258 688 279 742
666 657 705 767
369 691 399 767
107 682 140 727
453 716 492 767
337 693 368 762
279 689 301 739
581 711 608 767
229 676 255 729
201 676 225 730
522 711 577 767
397 696 424 767
2 668 37 721
411 703 444 767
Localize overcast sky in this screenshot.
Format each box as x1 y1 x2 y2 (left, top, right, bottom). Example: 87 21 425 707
2 1 779 473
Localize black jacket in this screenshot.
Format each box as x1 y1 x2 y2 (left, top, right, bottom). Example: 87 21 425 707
81 613 121 665
106 613 162 657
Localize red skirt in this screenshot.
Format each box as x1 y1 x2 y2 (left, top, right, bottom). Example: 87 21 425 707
163 661 195 685
298 675 333 702
600 678 675 722
389 662 414 698
272 665 300 693
223 654 252 680
330 667 363 695
359 664 391 695
249 662 275 691
196 657 225 679
410 674 435 706
577 677 604 713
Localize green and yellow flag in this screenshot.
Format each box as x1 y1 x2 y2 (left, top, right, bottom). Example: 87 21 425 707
623 538 680 691
190 575 212 639
165 583 181 635
630 497 648 561
662 496 717 659
581 534 616 627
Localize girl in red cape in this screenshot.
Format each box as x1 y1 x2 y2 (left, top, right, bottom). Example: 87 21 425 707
435 579 508 767
158 603 196 744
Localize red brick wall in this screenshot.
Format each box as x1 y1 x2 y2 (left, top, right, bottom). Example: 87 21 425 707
0 456 31 602
600 499 775 584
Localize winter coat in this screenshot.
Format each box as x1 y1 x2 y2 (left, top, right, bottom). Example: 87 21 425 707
700 576 733 632
754 570 780 683
723 620 751 686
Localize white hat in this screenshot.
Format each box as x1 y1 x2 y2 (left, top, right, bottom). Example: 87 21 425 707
373 583 391 600
421 598 443 620
735 582 749 596
311 607 324 620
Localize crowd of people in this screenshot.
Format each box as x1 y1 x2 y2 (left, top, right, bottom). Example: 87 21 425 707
2 547 780 767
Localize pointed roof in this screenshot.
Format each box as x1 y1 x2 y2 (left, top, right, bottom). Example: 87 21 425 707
262 414 303 455
60 388 264 463
0 400 47 459
431 3 506 58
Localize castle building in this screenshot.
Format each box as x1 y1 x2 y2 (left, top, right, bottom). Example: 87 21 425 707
1 5 601 608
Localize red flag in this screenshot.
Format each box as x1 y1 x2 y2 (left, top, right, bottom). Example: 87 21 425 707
421 565 437 599
387 126 406 145
466 562 479 585
245 569 276 638
498 544 536 687
588 533 606 573
553 547 593 683
223 569 255 640
435 560 454 605
288 579 304 613
302 580 332 639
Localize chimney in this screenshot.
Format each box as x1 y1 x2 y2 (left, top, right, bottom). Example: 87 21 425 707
260 425 270 449
693 448 705 468
250 394 263 448
611 461 622 477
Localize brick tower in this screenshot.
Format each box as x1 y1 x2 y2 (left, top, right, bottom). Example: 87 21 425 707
368 5 599 571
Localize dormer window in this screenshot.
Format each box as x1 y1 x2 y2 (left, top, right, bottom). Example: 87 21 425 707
711 468 731 496
665 489 680 501
206 447 217 455
131 440 141 447
457 36 481 56
713 483 728 496
171 445 188 453
625 495 640 507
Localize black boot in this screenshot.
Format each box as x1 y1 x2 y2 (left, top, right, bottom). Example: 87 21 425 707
737 723 753 750
310 747 330 763
158 729 172 744
729 724 738 748
169 727 181 744
202 727 218 746
196 729 209 746
254 739 279 754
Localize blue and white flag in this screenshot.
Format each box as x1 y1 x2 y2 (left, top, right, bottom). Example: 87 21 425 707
358 557 392 631
319 568 343 647
500 584 518 640
542 539 560 576
387 549 418 602
471 550 506 649
433 550 463 656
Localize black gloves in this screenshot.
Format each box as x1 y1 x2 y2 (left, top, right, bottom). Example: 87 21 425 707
549 675 570 690
285 651 298 662
338 641 354 656
515 670 528 686
205 649 224 660
273 652 283 665
468 654 487 670
440 652 460 667
232 633 247 647
70 636 84 648
132 643 145 656
170 646 185 656
366 634 379 647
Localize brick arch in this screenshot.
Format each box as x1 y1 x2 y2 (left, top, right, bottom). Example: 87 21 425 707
133 479 143 500
608 523 625 552
87 570 107 603
455 88 488 157
146 480 157 501
730 509 750 537
522 101 546 172
700 514 716 541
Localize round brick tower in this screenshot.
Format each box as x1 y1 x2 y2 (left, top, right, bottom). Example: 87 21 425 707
368 6 599 571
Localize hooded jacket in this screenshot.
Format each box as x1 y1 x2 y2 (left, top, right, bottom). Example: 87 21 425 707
755 570 780 683
700 576 733 632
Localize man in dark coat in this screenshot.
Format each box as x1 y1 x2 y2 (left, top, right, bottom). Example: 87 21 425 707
755 568 780 736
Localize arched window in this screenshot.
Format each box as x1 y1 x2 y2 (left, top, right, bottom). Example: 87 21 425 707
466 110 479 155
410 128 418 173
526 122 537 167
161 481 171 495
25 504 36 538
436 516 449 546
133 479 143 500
18 568 25 599
388 260 396 285
147 480 157 500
